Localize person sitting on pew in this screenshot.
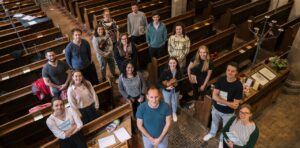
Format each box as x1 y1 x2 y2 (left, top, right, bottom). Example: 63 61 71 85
100 9 119 46
92 24 116 82
146 11 167 61
118 61 146 116
127 1 148 45
222 104 259 148
114 33 138 73
168 22 190 72
42 49 71 99
65 28 99 85
46 98 87 148
158 57 183 122
136 86 172 148
67 70 99 124
187 45 213 100
203 62 243 148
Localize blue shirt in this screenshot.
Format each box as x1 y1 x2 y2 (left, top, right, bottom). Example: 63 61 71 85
146 22 167 48
136 101 171 138
65 39 91 70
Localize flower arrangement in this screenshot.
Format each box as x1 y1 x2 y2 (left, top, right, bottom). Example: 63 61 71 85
269 56 288 70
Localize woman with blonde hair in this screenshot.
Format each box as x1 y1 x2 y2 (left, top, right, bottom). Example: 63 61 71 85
187 45 213 100
222 104 259 148
67 70 99 124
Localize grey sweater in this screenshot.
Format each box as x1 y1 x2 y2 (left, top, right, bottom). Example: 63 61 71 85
118 72 146 99
127 11 148 36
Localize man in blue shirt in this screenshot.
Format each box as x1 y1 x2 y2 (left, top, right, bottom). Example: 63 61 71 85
65 28 99 85
136 86 172 148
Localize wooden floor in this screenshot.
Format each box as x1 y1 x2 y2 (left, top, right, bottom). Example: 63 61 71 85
44 4 300 148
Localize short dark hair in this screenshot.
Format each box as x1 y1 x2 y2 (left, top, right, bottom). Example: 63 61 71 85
51 97 63 108
227 62 239 72
131 1 138 6
172 22 186 37
45 48 54 54
71 28 82 35
152 11 159 17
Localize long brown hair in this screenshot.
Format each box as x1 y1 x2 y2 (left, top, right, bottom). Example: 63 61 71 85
237 104 254 122
94 24 106 37
172 22 186 37
69 70 93 93
191 45 210 72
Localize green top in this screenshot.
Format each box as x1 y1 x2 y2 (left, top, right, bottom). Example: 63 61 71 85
222 116 259 148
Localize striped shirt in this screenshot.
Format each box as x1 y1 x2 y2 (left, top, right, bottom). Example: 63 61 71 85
229 119 256 146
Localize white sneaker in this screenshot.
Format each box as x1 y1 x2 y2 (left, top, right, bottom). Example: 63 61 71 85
218 141 223 148
203 133 214 141
172 113 178 122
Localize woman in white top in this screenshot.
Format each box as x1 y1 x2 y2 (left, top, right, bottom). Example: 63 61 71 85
46 98 87 148
67 70 99 124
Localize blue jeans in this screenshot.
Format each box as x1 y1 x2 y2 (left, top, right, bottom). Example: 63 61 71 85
209 106 234 141
162 89 179 113
142 135 168 148
96 53 116 79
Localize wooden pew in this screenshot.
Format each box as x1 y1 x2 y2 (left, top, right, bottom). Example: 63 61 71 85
137 17 215 68
0 36 69 73
0 0 35 12
0 27 62 56
0 5 41 21
203 0 251 19
148 26 236 83
83 0 133 29
0 11 46 30
92 1 166 30
262 16 300 52
41 102 132 148
219 0 271 30
278 21 300 53
0 16 54 41
237 0 294 41
75 0 124 22
0 81 115 147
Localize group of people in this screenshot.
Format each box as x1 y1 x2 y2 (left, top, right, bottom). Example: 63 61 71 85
43 1 259 148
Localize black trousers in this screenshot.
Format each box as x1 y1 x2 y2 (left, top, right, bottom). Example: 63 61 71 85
81 63 99 85
149 45 165 62
192 83 206 100
79 103 98 124
59 131 87 148
131 35 146 45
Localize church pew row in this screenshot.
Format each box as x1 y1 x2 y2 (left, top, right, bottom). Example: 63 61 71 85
219 0 271 30
0 11 46 32
203 0 251 19
118 10 194 33
138 17 215 68
92 1 166 30
0 26 62 57
0 5 41 21
278 20 300 53
75 0 124 22
83 0 133 29
1 0 27 5
67 0 85 18
262 16 300 53
0 36 68 73
0 81 115 147
148 26 236 83
41 102 132 148
0 0 35 12
237 0 294 41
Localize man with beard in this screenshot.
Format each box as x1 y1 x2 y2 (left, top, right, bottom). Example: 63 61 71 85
42 49 71 98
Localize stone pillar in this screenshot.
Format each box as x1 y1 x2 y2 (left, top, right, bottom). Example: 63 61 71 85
171 0 187 17
283 28 300 95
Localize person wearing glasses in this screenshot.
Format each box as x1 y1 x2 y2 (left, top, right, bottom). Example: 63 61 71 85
203 62 243 148
222 104 259 148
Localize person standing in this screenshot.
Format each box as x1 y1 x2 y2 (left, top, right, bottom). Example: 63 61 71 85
222 104 259 148
127 1 148 45
99 9 119 45
67 70 99 124
146 11 167 61
92 24 116 82
187 45 213 100
118 61 146 115
168 22 190 72
65 28 99 85
46 98 87 148
203 62 243 148
158 57 182 122
42 49 71 99
136 86 172 148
